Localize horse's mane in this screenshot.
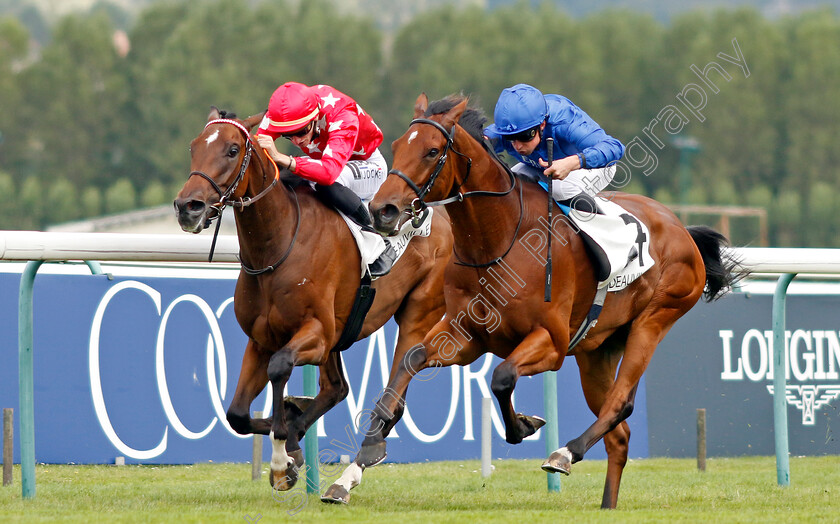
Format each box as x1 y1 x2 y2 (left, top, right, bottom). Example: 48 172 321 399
425 95 486 143
426 94 516 181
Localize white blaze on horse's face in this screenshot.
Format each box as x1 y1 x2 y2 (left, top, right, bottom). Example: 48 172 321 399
407 130 418 144
205 129 220 145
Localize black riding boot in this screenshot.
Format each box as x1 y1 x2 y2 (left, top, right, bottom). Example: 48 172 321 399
314 183 397 278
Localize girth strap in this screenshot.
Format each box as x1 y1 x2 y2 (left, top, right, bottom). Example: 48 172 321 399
568 286 608 352
331 274 377 353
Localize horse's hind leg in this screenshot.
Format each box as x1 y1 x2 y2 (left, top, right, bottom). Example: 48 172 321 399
544 310 680 508
226 339 273 435
543 340 630 509
602 420 631 509
491 328 564 444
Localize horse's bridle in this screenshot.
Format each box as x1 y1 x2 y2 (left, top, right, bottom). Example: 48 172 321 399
188 118 280 213
388 117 524 268
186 118 300 271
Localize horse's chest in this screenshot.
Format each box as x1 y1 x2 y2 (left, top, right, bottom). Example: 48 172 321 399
444 283 531 341
234 285 305 347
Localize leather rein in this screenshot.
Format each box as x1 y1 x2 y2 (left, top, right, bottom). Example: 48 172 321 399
187 118 300 273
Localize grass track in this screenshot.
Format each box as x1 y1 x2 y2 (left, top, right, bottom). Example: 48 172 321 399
1 456 838 522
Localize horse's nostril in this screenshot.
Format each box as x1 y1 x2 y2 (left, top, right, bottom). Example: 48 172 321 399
379 204 400 223
186 200 205 213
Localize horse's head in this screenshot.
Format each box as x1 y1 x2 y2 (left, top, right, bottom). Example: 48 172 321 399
174 107 266 233
370 93 471 235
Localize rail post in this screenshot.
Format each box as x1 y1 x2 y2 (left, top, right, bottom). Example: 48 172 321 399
543 370 561 492
303 365 319 494
3 408 12 486
18 260 103 499
772 273 796 487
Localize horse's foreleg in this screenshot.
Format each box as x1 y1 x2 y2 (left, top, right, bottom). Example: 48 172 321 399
267 349 298 491
225 339 272 435
286 351 349 450
491 328 560 444
321 341 431 504
267 321 326 492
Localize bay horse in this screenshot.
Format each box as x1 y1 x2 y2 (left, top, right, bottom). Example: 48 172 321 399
174 108 452 491
324 94 743 508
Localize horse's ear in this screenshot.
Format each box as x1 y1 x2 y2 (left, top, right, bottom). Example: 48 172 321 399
243 110 267 132
208 106 222 122
440 98 468 130
414 93 428 119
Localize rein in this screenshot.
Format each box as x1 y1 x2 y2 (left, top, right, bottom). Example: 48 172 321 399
187 119 300 271
389 117 523 268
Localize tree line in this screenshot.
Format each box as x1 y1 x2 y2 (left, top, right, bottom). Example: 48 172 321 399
1 0 839 246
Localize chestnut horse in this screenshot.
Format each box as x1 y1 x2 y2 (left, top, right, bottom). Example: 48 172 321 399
324 95 743 508
174 108 452 491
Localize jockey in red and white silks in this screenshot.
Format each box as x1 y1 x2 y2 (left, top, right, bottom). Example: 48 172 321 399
256 82 387 202
255 82 396 278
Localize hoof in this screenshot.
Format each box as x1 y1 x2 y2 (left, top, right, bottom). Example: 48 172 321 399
269 457 300 491
520 414 546 434
506 414 547 444
321 484 350 504
541 447 572 476
356 441 387 468
284 395 315 418
288 448 305 471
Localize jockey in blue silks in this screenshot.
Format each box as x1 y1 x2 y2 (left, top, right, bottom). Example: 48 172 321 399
484 84 625 201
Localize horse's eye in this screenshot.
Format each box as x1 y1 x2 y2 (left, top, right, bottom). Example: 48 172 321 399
427 148 440 158
227 146 240 158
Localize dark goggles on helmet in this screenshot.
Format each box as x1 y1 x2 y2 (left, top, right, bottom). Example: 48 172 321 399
506 124 541 143
281 121 314 139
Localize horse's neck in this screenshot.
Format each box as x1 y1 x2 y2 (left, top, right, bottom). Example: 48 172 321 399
234 162 297 267
446 148 521 261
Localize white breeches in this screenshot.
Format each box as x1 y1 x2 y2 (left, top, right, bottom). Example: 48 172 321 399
334 148 388 202
512 162 617 201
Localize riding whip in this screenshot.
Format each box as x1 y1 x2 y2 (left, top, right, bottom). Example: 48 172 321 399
544 137 554 302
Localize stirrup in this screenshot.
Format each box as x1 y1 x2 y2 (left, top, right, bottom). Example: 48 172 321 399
369 242 397 279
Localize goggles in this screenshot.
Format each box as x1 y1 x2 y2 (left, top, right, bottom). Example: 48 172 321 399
281 121 314 140
507 125 540 143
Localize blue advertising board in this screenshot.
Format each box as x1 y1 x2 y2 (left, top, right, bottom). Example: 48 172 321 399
0 267 648 465
648 291 840 457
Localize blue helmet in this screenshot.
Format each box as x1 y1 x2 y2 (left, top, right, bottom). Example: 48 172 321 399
486 84 548 136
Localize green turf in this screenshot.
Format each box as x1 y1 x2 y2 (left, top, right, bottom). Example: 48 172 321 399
1 456 837 522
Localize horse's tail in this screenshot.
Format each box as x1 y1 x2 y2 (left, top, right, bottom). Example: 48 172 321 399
687 225 748 302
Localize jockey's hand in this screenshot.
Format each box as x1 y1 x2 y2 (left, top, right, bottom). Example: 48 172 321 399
256 134 290 167
539 155 582 180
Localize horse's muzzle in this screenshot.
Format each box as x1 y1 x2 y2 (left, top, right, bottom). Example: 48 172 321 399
174 198 208 233
371 203 402 236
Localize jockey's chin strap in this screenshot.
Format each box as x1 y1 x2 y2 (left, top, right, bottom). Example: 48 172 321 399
187 118 281 262
388 118 516 222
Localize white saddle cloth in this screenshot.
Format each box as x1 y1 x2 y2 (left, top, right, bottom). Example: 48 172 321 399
339 208 434 278
560 198 655 291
